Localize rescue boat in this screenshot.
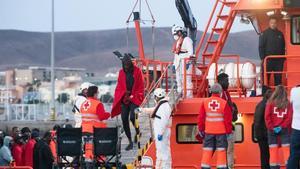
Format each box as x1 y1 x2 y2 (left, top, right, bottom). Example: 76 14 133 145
129 0 300 168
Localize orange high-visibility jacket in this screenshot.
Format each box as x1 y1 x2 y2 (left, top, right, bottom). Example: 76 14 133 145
198 94 232 134
80 97 110 133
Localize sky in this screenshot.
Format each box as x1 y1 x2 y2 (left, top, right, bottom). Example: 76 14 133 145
0 0 253 32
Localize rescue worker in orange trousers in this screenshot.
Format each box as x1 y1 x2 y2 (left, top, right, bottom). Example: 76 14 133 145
265 85 292 169
80 85 110 163
198 83 232 169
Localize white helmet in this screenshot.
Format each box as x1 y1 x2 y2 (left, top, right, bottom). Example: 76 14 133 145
154 88 166 98
172 25 184 35
80 82 92 91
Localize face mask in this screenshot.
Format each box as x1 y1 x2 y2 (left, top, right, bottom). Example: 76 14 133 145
173 35 179 41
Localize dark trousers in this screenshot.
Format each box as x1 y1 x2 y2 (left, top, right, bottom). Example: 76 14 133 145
121 103 139 141
266 58 285 86
287 129 300 169
257 137 271 169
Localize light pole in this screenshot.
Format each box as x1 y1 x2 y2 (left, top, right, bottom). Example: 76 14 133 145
50 0 56 120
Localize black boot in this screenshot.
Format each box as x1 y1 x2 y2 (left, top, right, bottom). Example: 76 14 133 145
125 140 133 151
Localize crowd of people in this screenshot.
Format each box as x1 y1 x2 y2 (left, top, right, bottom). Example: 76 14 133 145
0 125 70 169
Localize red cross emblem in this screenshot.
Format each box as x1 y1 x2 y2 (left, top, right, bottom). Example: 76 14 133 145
208 100 220 112
274 107 287 118
83 100 91 111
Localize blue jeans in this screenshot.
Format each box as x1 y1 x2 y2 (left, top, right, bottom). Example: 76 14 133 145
287 129 300 169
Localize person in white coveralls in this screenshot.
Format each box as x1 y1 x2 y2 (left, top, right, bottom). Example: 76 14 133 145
172 25 194 98
138 88 172 169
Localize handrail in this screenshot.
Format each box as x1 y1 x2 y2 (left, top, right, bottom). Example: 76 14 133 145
195 0 220 60
263 55 300 89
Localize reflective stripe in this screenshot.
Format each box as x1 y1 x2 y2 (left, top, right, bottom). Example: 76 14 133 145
206 117 224 122
217 165 227 168
82 119 101 122
270 163 279 166
203 147 214 151
201 163 211 168
82 113 98 118
207 112 223 117
216 148 226 151
282 144 290 147
269 144 278 148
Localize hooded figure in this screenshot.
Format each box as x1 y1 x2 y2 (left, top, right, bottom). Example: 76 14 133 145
33 131 54 169
111 55 144 150
0 136 13 166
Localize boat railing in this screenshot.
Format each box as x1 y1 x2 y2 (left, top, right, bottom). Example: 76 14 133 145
264 55 300 92
183 54 258 98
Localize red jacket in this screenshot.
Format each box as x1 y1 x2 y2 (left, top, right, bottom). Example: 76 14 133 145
265 102 293 130
198 94 232 134
111 66 144 117
12 144 23 166
23 139 36 167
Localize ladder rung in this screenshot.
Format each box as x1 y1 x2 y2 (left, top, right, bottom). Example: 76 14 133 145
203 53 213 57
222 1 237 7
212 28 224 33
207 40 219 45
218 15 229 21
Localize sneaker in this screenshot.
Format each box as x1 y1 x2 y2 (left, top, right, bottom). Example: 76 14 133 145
125 141 133 151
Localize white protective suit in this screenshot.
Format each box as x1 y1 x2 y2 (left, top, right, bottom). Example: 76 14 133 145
142 98 172 169
73 94 87 128
173 36 194 98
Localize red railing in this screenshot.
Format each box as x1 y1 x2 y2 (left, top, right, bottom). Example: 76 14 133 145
264 55 300 91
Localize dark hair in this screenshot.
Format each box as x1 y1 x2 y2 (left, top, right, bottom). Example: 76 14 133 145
268 85 289 109
217 73 229 82
21 127 31 134
53 124 60 131
264 89 273 100
31 128 40 138
43 131 52 139
87 86 98 97
122 55 134 73
12 126 19 132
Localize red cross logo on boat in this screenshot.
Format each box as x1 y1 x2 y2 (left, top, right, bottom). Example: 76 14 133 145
274 107 287 118
83 100 91 111
208 100 220 112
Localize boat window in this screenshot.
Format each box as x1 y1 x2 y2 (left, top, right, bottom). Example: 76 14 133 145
284 0 300 7
234 123 244 143
291 16 300 44
176 124 199 144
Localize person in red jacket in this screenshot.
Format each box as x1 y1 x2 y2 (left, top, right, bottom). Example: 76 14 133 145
111 55 144 150
12 134 24 166
23 128 39 167
265 85 292 169
198 83 232 169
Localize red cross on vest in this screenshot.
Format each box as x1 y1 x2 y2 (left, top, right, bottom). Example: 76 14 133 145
274 107 287 118
83 100 91 111
208 100 220 112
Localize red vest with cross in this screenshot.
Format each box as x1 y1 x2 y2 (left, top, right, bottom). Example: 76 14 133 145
80 98 107 133
203 96 228 134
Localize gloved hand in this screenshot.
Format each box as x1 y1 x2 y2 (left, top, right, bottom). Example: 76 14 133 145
273 126 282 134
135 107 142 114
157 135 163 141
227 134 233 140
186 63 191 70
199 131 205 138
172 65 176 73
